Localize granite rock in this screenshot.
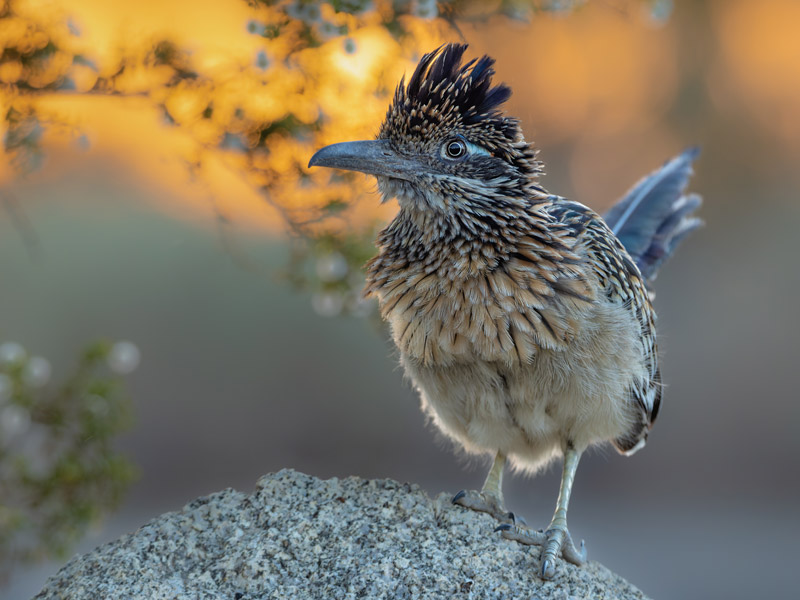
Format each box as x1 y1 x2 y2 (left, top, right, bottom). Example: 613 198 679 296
34 469 650 599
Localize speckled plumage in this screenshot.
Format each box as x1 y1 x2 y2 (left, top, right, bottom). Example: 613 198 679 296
309 43 701 579
364 45 662 460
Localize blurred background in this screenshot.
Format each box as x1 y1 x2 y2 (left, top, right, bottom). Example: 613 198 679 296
2 0 799 598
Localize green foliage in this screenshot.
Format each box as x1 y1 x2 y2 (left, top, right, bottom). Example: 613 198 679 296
0 341 138 579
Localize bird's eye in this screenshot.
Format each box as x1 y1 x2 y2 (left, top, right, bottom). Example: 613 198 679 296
441 137 492 161
444 139 467 160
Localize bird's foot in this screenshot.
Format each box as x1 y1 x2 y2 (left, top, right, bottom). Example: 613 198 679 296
495 521 586 579
451 489 514 523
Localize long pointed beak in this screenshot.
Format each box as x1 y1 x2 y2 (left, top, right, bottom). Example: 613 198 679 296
308 139 418 181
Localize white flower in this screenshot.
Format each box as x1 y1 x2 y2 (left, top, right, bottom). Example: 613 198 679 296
0 342 25 365
312 291 344 317
108 341 141 374
1 404 31 440
86 394 110 417
316 252 349 283
25 356 52 388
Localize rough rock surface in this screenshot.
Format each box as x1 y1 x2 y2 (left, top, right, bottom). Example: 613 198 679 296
34 469 650 599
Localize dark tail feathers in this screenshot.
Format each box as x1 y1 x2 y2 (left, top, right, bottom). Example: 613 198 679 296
604 147 703 283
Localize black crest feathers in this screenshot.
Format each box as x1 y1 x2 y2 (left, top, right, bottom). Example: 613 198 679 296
394 44 512 127
380 43 542 188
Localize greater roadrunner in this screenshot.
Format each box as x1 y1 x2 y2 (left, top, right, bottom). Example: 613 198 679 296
309 44 701 579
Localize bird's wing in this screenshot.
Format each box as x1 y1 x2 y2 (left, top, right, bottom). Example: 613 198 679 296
546 201 662 436
494 206 600 361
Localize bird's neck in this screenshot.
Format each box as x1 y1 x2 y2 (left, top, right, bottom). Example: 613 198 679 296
368 199 556 283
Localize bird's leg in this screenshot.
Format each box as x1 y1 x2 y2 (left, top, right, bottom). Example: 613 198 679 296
497 447 587 579
452 451 512 522
539 447 587 577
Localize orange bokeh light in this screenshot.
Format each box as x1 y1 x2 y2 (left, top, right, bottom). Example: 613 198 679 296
2 1 798 233
468 5 678 144
711 0 800 148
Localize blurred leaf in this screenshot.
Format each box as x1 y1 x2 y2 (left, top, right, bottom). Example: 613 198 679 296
0 340 137 574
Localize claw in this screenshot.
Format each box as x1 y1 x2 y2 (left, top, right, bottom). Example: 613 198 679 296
494 523 511 533
451 490 466 504
541 558 555 580
507 511 526 527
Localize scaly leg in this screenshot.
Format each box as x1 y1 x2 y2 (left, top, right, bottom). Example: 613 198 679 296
497 447 587 579
452 451 512 522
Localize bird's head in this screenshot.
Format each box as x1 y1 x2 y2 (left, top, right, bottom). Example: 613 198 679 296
309 43 545 214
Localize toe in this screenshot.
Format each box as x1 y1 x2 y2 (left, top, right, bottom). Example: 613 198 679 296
538 526 587 578
561 530 587 566
451 489 509 521
497 523 547 546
